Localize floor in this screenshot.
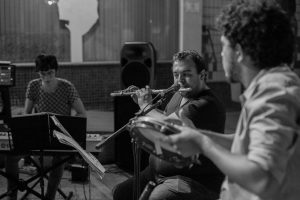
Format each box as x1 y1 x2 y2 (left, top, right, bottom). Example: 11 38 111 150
0 164 131 200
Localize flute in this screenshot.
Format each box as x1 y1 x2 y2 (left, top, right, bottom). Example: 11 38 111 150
110 87 191 96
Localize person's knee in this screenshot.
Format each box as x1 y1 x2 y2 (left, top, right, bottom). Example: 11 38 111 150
5 156 19 178
148 184 174 200
148 192 161 200
112 179 134 200
5 156 20 168
112 184 129 200
112 184 120 200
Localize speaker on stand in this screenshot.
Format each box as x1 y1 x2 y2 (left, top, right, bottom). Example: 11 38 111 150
114 42 156 172
120 42 156 89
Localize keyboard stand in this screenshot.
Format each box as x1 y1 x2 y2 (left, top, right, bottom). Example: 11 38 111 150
21 155 73 200
0 151 74 200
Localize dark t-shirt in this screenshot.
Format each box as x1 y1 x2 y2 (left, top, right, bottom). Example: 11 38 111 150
149 89 226 192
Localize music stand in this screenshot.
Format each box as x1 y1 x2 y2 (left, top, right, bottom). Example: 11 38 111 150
7 112 86 200
11 112 86 152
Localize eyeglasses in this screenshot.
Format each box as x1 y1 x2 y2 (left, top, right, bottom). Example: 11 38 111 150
38 70 55 77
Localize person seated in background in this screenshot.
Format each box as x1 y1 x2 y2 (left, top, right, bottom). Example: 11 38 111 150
6 54 86 200
161 1 300 200
113 50 226 200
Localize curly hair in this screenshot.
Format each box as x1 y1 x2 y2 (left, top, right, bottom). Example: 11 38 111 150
216 0 295 69
172 50 207 74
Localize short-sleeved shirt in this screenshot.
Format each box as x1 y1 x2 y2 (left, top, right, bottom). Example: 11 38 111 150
26 78 79 115
149 89 226 192
220 66 300 200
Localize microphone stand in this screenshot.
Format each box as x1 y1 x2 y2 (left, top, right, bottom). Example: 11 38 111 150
132 94 168 200
94 93 169 200
95 123 129 150
135 97 165 117
95 92 167 150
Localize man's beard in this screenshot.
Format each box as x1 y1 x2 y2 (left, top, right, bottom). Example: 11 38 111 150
180 90 195 98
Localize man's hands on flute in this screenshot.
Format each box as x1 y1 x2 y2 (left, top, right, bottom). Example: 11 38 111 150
130 85 152 110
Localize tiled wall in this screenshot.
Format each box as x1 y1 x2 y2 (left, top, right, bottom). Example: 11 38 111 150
6 61 236 112
8 62 173 111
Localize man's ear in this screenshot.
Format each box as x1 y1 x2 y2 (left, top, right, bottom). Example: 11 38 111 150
235 44 244 63
199 70 207 80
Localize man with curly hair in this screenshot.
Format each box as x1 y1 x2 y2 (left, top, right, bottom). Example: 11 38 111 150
162 0 300 199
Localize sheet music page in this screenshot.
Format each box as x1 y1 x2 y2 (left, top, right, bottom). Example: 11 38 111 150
50 116 105 178
53 130 105 178
51 115 72 138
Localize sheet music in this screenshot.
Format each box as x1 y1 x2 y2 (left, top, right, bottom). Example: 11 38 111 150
51 115 72 138
50 116 105 178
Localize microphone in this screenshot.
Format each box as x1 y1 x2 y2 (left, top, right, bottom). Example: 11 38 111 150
110 85 191 96
159 84 180 97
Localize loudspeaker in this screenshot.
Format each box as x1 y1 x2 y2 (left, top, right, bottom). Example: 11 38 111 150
113 42 155 172
120 42 156 89
114 96 149 173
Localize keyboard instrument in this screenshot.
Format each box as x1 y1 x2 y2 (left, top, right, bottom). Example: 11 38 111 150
0 132 13 150
0 123 12 151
